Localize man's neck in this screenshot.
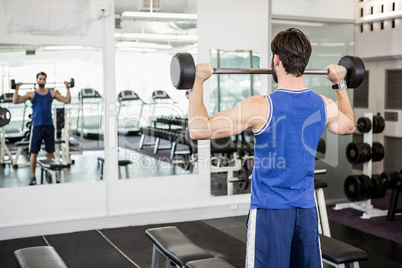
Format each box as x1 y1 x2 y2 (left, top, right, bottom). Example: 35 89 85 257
36 86 47 93
278 74 306 90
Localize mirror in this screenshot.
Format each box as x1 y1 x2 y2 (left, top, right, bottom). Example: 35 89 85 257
209 49 261 196
114 9 198 180
0 44 104 188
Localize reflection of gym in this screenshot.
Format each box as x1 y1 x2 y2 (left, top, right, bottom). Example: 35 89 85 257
0 1 401 268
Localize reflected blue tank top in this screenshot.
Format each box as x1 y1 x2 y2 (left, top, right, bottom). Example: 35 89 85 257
250 88 326 209
32 90 53 126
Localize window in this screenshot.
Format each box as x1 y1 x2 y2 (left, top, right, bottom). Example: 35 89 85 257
209 49 261 114
385 69 402 109
384 136 402 171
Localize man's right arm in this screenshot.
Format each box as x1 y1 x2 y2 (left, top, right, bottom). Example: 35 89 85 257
12 83 31 104
322 64 356 135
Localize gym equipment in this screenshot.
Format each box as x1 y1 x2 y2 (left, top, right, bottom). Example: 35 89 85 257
0 93 29 141
37 159 68 184
0 107 11 127
356 114 385 133
117 90 146 135
170 52 366 89
320 234 368 268
385 170 402 221
10 78 75 90
344 173 391 202
76 88 103 140
14 246 68 268
345 141 384 164
145 226 217 268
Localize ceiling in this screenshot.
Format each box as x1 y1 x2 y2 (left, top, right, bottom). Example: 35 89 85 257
114 0 197 15
114 0 198 52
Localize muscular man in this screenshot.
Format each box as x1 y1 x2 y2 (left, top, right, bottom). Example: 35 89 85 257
12 72 71 185
188 28 355 267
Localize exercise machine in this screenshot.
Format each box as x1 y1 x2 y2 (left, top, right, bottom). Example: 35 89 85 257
117 90 145 136
76 88 103 140
0 93 28 142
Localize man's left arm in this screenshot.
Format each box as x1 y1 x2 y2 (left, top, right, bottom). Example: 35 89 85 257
53 81 71 104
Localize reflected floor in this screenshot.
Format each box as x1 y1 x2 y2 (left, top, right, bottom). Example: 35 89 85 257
0 148 191 188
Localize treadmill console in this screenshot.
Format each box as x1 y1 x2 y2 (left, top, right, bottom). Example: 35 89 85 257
118 90 140 102
0 93 14 103
152 90 170 100
79 88 101 99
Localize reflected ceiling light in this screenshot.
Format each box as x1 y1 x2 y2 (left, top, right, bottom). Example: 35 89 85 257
121 12 197 23
43 46 85 51
115 33 197 42
117 47 156 52
357 10 402 23
116 42 172 49
271 19 325 27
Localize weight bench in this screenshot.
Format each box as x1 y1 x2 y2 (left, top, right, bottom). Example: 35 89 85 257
97 157 132 179
37 159 68 184
387 181 402 221
320 234 368 268
14 246 67 268
145 226 234 268
185 258 235 268
314 178 330 236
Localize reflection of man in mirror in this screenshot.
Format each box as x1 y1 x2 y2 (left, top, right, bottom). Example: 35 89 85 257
188 28 355 267
12 72 71 185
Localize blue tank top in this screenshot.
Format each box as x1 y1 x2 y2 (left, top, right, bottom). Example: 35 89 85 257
32 90 53 126
250 88 326 209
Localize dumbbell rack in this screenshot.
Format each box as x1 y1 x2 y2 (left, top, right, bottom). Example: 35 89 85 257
334 113 388 219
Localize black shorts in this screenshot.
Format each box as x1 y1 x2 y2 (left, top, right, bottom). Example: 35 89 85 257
29 125 55 154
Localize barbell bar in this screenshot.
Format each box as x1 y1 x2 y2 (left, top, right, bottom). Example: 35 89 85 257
170 52 366 90
10 78 75 90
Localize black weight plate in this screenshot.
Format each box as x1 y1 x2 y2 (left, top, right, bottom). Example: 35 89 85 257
361 142 373 163
346 142 360 164
373 115 385 133
371 174 384 199
170 52 195 90
372 142 385 162
338 56 366 88
344 175 363 201
356 117 371 133
359 174 372 199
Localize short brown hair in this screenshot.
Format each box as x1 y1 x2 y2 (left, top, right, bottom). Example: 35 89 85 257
36 72 47 79
271 28 312 77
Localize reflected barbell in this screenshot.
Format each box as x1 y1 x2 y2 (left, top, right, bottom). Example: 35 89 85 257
170 52 366 90
10 78 75 90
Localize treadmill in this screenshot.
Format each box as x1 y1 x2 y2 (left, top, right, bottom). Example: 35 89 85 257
117 90 146 136
76 88 103 140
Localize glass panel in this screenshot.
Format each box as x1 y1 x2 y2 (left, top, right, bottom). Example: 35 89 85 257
114 14 198 179
0 45 104 188
209 49 261 114
209 49 260 196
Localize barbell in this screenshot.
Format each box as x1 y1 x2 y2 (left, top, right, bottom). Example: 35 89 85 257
10 78 75 90
170 52 366 90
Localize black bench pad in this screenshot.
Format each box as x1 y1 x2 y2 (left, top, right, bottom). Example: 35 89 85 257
185 258 235 268
145 226 214 267
37 159 68 169
320 235 368 264
14 246 67 268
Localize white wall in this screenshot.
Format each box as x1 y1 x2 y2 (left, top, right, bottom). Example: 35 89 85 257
272 0 354 22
